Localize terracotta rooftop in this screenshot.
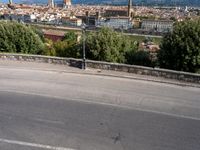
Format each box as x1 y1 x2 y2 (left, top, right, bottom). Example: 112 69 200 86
42 29 66 37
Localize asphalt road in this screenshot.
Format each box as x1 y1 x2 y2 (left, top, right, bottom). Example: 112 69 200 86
0 62 200 150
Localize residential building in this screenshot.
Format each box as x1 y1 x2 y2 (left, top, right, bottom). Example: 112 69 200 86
105 9 128 17
98 16 133 29
61 16 82 26
43 29 65 41
24 14 37 22
141 19 173 32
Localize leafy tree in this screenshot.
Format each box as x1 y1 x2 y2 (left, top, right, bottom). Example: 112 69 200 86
42 31 80 58
56 32 80 58
158 19 200 72
0 21 44 54
43 39 56 56
143 36 153 44
29 25 45 42
63 31 77 42
125 50 153 67
86 27 137 63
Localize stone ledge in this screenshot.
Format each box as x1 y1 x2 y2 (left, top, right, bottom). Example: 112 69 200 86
0 53 199 84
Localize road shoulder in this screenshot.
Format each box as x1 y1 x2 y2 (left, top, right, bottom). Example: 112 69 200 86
0 60 199 88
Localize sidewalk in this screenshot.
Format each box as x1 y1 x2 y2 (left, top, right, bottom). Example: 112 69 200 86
0 60 199 88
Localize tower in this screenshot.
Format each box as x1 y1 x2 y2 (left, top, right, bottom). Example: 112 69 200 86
63 0 71 8
9 0 13 4
48 0 54 8
128 0 132 17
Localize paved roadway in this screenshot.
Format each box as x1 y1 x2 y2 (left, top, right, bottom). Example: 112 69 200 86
0 62 200 150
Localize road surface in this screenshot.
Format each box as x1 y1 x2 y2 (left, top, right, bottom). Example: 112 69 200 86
0 61 200 150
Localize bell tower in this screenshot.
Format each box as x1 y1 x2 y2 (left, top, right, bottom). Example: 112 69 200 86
63 0 71 8
128 0 132 17
9 0 13 4
48 0 54 8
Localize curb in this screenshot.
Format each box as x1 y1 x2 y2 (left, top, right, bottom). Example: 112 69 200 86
2 61 200 88
73 70 200 88
3 65 198 88
0 53 200 84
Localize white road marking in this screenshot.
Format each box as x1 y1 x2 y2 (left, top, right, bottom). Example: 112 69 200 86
0 138 76 150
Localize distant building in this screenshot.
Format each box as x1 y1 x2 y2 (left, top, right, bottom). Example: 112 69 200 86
98 16 133 30
105 4 134 18
102 4 134 29
105 9 128 17
43 29 81 42
1 13 36 23
24 14 37 22
132 19 141 28
43 29 65 41
8 4 32 9
128 0 132 17
141 19 173 32
48 0 54 8
9 0 12 4
76 11 100 26
63 0 71 8
61 16 82 26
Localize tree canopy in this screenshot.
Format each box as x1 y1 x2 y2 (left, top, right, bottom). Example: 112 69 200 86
125 50 153 67
43 31 80 58
86 27 138 63
158 19 200 73
0 21 44 54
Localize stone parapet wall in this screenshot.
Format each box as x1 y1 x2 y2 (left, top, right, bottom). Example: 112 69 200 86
0 53 82 68
0 53 199 84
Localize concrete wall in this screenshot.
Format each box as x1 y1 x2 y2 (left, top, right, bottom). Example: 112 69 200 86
0 53 200 84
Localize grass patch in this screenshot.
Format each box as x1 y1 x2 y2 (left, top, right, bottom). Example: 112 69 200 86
127 35 162 45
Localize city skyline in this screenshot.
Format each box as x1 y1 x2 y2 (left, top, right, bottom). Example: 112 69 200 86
1 0 200 6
